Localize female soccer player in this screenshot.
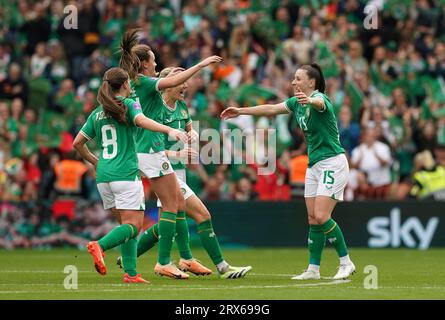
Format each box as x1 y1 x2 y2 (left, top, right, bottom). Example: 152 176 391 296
119 67 252 279
220 63 356 280
73 67 187 283
119 30 222 279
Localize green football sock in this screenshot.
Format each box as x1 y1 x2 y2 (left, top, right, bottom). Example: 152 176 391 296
137 223 159 257
321 219 348 258
197 219 224 265
98 224 138 252
308 225 325 266
158 211 177 265
175 210 193 260
120 237 137 277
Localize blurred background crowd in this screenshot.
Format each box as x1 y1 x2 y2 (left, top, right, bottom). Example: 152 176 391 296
1 0 445 248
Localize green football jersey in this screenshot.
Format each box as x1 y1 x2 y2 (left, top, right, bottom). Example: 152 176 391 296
80 96 143 183
132 75 166 153
162 99 192 170
285 91 344 167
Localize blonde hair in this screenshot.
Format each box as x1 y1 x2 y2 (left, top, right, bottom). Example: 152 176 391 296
159 67 182 79
414 150 436 171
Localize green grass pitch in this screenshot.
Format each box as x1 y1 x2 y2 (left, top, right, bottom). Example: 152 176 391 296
0 248 444 300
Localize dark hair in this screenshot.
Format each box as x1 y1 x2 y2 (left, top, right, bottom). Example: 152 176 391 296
119 29 141 80
299 63 326 93
119 29 153 81
97 67 129 125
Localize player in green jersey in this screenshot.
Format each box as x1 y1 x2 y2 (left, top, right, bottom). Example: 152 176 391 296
117 67 252 279
119 30 222 279
221 63 355 280
73 67 187 284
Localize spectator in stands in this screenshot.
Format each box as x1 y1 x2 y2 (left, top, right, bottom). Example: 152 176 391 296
434 144 445 167
351 126 393 199
201 177 223 201
410 150 445 201
53 150 88 199
19 2 51 56
0 102 17 148
414 120 438 153
232 177 258 201
10 98 24 125
338 105 361 155
45 41 68 85
0 63 28 104
30 42 51 79
0 43 11 82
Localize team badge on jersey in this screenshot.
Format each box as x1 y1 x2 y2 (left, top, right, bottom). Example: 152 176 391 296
181 188 186 195
132 102 142 110
162 162 170 170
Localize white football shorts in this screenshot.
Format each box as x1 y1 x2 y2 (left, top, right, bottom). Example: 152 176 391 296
304 153 349 201
97 180 145 210
137 151 174 179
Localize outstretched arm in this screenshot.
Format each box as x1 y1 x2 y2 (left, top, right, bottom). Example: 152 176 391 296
134 114 188 143
220 102 288 119
157 56 222 90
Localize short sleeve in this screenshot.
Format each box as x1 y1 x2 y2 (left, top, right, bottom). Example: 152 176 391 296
311 92 332 113
140 75 160 94
123 98 143 126
284 96 300 113
80 113 96 141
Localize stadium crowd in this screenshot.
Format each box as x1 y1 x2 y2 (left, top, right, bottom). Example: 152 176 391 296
1 0 445 248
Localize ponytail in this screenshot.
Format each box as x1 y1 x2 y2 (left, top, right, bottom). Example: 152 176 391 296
97 68 129 125
300 63 326 93
119 29 141 80
310 63 326 93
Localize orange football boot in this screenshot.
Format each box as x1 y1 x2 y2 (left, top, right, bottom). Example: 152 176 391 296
179 258 213 276
123 273 151 284
87 241 106 275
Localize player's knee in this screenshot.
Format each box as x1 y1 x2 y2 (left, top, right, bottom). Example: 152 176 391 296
160 195 178 212
314 212 329 225
195 209 211 224
308 216 318 225
178 197 186 211
133 222 143 233
201 208 211 220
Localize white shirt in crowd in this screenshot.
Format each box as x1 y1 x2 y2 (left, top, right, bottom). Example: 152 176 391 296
351 141 392 187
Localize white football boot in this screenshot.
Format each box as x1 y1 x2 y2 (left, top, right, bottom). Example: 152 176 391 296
291 268 321 280
333 261 356 280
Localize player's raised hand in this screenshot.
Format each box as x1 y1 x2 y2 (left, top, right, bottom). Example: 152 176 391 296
220 107 240 120
198 55 222 68
295 87 310 105
168 128 188 144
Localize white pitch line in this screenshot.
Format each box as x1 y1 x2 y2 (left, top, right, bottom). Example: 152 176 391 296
1 283 445 294
0 280 351 294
